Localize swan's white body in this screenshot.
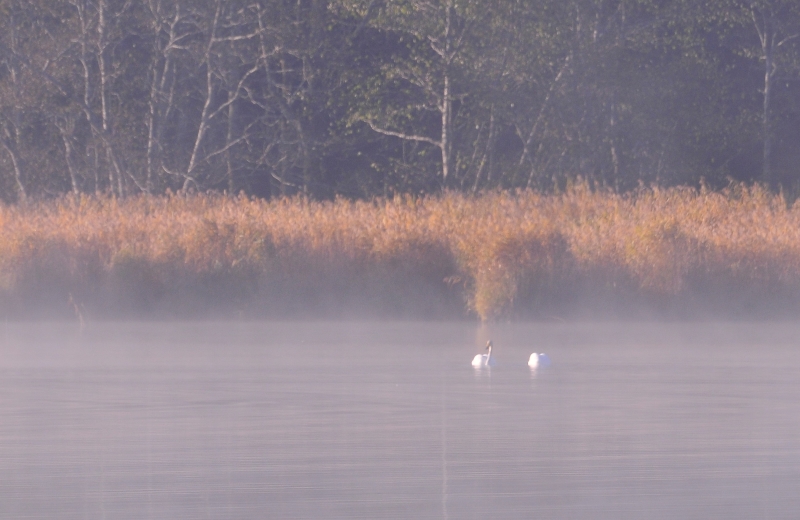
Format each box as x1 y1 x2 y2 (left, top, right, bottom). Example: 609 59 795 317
528 353 551 368
472 341 496 367
472 353 496 367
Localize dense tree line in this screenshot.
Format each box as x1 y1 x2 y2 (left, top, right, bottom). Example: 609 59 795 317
0 0 798 201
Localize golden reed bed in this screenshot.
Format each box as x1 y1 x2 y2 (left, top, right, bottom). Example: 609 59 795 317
1 185 799 320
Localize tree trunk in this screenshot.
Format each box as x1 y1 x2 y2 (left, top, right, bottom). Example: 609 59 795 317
225 88 236 193
0 127 26 201
752 7 779 189
184 2 222 192
472 106 494 192
441 72 450 185
4 10 26 201
763 39 773 187
55 117 81 194
146 3 182 193
440 1 453 186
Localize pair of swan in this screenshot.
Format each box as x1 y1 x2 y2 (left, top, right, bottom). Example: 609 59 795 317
471 340 550 368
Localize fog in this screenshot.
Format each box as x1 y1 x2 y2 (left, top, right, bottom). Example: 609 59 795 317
2 321 800 519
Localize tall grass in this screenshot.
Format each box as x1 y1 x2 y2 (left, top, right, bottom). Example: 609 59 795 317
1 185 800 320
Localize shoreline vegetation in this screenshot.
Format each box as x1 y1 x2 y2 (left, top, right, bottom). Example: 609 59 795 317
2 185 800 321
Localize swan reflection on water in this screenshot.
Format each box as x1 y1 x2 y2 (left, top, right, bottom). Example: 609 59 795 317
471 340 496 368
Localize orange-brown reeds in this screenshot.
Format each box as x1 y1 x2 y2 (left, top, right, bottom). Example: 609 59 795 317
1 185 800 320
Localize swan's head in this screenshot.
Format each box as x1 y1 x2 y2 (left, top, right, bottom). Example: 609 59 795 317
486 340 493 350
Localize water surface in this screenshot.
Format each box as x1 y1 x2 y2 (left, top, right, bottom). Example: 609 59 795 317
1 321 799 519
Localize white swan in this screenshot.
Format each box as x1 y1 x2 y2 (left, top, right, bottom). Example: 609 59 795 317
528 352 551 368
472 340 496 367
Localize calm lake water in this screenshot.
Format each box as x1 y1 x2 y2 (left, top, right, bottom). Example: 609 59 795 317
1 321 800 519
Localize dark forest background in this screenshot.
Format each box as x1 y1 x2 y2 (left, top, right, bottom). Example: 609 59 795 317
0 0 799 201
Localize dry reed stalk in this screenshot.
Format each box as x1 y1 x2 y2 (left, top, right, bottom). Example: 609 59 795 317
0 186 799 319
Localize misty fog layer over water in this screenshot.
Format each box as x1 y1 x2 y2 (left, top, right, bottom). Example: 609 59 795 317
1 321 799 519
